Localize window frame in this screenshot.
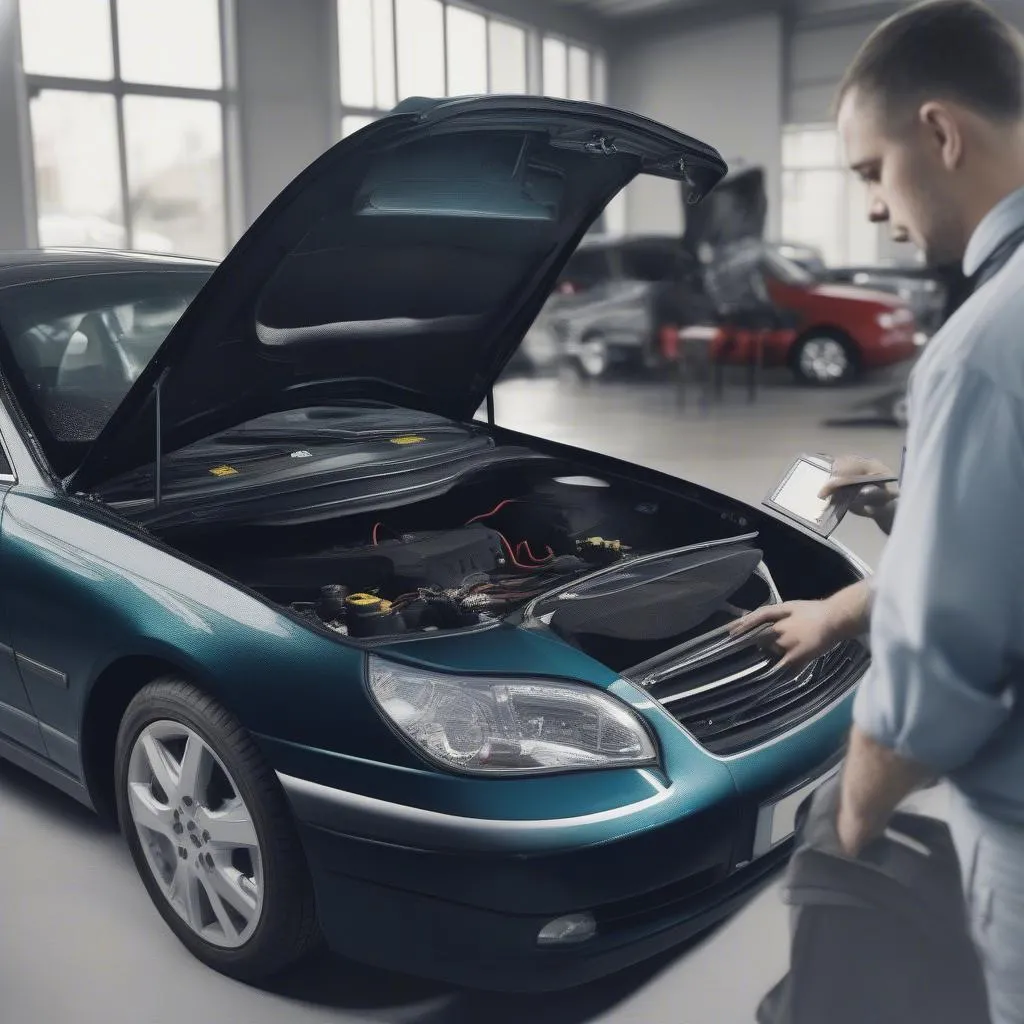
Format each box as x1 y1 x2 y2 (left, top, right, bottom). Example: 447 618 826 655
333 0 606 139
17 0 242 255
781 122 878 267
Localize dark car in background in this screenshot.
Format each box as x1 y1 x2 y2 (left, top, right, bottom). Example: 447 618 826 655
521 234 703 379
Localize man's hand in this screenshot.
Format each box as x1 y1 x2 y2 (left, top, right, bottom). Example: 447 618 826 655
818 454 899 535
729 579 874 672
728 601 843 672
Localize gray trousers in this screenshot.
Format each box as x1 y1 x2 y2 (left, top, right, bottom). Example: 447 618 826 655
948 790 1024 1024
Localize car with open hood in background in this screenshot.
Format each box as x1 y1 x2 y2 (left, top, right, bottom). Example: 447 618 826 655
526 166 923 385
0 96 870 991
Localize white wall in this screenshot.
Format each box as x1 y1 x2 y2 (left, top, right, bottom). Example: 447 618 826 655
0 0 32 249
610 13 784 239
235 0 336 226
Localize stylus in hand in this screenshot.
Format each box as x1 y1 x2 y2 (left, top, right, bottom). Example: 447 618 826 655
819 473 899 499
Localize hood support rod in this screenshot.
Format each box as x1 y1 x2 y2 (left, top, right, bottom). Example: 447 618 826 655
486 388 495 427
153 367 169 509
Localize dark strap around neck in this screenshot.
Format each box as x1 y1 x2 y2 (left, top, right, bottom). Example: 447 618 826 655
972 222 1024 290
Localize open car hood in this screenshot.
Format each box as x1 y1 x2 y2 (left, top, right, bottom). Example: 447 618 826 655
681 164 766 253
69 96 726 492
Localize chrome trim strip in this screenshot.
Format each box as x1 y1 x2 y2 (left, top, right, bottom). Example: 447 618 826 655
276 771 674 853
14 652 68 689
630 622 774 688
659 659 773 705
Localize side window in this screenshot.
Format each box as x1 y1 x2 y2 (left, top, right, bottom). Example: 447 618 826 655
12 294 194 393
0 272 210 444
0 434 11 478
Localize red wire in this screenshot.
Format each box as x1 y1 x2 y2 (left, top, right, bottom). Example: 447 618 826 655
465 499 516 525
518 539 554 564
372 522 381 546
498 532 535 570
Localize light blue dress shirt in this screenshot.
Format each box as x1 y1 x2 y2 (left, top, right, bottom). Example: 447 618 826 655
853 186 1024 824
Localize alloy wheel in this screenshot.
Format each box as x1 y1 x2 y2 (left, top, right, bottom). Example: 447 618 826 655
577 337 610 379
797 337 850 384
126 720 265 949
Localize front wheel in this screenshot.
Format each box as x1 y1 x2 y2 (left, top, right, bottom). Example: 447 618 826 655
115 678 321 981
791 332 858 386
574 334 612 380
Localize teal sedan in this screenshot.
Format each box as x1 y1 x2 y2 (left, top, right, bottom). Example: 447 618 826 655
0 96 868 990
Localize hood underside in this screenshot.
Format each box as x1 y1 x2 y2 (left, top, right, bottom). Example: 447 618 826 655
66 97 726 492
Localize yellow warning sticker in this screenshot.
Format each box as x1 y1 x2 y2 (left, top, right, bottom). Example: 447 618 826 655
209 465 239 477
390 435 426 445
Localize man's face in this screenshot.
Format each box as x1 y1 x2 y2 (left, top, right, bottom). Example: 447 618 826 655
838 87 964 266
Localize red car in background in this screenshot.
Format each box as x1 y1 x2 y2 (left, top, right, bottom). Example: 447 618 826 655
531 235 923 386
695 246 923 385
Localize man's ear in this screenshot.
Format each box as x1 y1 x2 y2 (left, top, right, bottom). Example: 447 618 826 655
918 101 963 169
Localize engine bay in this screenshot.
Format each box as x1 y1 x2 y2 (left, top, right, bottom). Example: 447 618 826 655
163 458 855 672
182 473 666 642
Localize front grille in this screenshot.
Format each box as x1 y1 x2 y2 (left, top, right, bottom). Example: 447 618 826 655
631 634 869 756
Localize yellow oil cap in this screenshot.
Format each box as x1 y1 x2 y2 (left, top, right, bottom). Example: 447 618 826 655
346 593 382 609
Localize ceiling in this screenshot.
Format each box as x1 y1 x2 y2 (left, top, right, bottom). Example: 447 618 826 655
552 0 896 18
552 0 723 14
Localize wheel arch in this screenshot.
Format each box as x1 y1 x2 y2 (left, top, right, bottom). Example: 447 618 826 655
81 653 210 820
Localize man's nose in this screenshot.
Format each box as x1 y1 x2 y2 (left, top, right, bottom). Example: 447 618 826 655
868 198 890 223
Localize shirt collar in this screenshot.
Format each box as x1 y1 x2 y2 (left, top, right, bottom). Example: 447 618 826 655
963 185 1024 277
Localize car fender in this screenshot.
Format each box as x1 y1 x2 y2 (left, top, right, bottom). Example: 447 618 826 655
0 491 414 769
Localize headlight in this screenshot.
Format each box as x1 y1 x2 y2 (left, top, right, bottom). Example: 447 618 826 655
367 656 658 775
878 308 913 329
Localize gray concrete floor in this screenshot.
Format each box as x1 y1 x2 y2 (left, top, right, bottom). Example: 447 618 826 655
1 367 938 1024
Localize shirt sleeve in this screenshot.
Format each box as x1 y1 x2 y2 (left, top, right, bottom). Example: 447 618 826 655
853 364 1023 773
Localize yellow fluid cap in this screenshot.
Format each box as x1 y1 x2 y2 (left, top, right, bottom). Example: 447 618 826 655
346 593 382 608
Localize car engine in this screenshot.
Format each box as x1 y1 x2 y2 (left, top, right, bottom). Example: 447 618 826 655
215 477 648 639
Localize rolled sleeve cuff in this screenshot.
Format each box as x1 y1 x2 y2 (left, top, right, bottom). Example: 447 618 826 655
853 662 1015 774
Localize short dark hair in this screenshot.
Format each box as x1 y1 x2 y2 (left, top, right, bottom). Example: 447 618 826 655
836 0 1024 124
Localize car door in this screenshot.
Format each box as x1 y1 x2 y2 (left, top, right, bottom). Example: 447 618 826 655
0 427 47 755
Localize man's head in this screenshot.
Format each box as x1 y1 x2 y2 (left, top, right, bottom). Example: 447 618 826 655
836 0 1024 266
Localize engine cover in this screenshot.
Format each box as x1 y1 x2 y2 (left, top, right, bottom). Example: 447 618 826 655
224 524 505 600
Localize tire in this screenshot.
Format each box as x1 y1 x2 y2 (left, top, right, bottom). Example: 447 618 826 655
115 677 321 982
574 334 612 380
892 391 908 427
791 331 859 386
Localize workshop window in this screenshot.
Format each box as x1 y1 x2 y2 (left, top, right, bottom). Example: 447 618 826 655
336 1 540 138
781 124 879 267
20 0 235 260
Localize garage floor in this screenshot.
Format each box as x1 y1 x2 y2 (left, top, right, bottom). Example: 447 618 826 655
1 368 944 1024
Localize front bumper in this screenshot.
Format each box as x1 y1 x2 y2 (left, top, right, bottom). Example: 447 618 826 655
280 747 843 991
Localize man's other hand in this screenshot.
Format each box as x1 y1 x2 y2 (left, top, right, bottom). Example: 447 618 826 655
818 453 899 533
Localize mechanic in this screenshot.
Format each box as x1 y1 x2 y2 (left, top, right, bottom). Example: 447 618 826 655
733 4 1024 1021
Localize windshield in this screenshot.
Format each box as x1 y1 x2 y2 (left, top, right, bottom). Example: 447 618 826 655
0 269 211 445
763 248 815 287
